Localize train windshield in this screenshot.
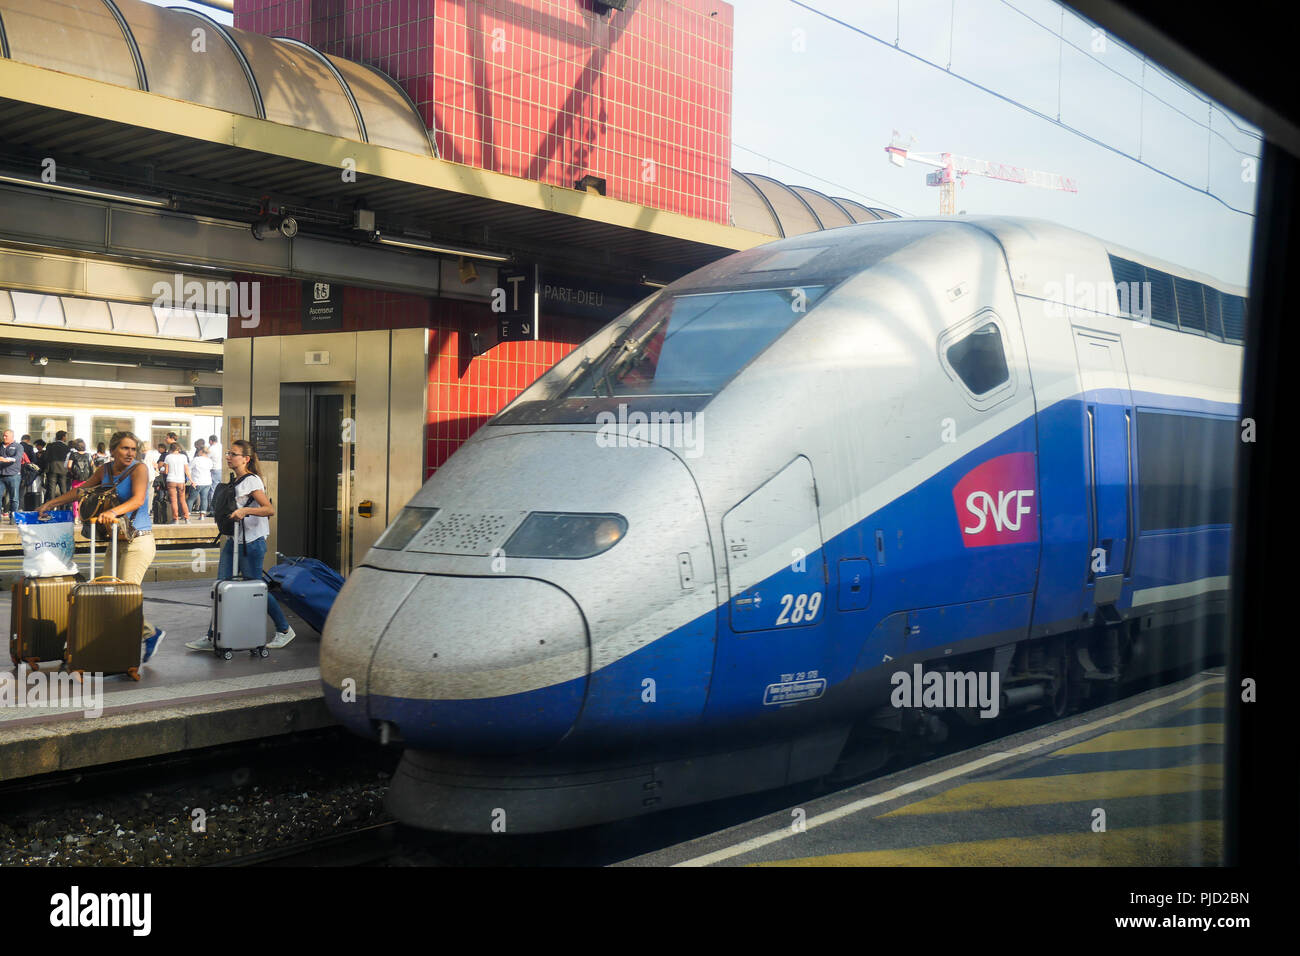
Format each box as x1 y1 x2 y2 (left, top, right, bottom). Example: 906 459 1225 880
495 285 828 424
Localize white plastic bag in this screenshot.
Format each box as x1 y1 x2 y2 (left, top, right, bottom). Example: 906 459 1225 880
16 510 79 577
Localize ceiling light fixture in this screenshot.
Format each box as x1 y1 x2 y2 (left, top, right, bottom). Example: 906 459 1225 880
375 234 511 263
0 172 174 208
69 357 142 368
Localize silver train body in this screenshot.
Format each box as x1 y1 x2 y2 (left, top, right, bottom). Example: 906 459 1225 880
321 217 1242 832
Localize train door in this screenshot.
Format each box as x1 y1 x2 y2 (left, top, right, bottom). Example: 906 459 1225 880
1072 328 1134 615
705 456 832 720
277 383 356 572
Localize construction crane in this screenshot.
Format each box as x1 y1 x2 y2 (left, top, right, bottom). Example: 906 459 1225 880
885 136 1078 214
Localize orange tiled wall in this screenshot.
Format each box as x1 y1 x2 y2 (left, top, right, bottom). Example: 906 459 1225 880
234 0 733 223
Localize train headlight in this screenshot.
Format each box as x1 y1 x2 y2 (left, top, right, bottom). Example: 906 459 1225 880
374 507 439 550
503 512 628 559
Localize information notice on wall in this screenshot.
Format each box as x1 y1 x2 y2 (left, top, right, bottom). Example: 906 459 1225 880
250 417 279 461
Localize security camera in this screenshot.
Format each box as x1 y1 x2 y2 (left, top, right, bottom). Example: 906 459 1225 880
250 214 298 240
28 353 48 367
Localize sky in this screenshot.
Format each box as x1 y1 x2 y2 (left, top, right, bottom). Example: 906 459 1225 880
147 0 1260 285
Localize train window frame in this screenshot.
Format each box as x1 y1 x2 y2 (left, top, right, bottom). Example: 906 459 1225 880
936 308 1017 411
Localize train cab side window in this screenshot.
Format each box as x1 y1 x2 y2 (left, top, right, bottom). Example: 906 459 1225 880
944 322 1010 396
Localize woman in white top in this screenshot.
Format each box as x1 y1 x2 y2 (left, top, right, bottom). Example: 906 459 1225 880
186 440 295 650
163 442 191 523
190 442 215 516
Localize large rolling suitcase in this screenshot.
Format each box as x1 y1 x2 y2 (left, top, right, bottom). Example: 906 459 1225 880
263 555 344 632
10 574 77 672
65 521 143 682
212 519 270 660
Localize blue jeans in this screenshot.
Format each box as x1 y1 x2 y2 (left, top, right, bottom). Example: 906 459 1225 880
0 474 19 512
207 534 290 638
197 484 213 513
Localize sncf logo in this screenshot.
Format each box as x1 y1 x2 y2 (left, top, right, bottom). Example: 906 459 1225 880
952 452 1039 547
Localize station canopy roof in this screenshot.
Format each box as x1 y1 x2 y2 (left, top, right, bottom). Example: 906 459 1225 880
0 288 226 340
0 0 897 278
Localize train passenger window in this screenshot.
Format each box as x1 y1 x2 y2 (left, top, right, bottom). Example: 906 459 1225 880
1173 277 1207 334
1136 411 1236 531
944 322 1009 397
1204 289 1225 340
1145 270 1180 329
1220 295 1246 343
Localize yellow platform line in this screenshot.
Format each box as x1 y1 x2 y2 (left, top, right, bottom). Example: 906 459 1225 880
757 820 1222 866
1180 691 1224 710
881 764 1222 816
1053 724 1223 755
674 677 1222 867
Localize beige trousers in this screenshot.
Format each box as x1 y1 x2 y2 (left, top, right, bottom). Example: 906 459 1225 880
108 530 156 642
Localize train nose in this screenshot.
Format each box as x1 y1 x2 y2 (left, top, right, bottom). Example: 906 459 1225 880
322 570 588 754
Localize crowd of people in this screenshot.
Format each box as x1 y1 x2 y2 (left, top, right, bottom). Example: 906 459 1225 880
140 432 222 524
1 429 100 522
0 429 224 525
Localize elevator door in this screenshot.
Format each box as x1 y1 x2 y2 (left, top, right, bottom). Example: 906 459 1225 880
278 383 355 572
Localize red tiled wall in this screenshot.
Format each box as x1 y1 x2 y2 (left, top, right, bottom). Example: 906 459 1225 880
229 276 591 477
426 299 588 478
233 0 732 223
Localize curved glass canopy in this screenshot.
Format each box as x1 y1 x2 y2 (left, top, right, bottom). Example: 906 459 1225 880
0 0 434 156
0 0 898 234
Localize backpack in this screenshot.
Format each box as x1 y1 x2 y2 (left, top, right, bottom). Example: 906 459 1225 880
210 473 239 536
69 452 93 483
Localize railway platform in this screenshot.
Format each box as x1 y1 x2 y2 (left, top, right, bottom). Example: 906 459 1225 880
0 520 224 585
0 577 332 783
624 670 1226 866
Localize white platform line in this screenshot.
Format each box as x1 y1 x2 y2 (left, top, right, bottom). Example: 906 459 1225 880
672 675 1224 867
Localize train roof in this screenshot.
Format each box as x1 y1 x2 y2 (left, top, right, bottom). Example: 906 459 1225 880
669 215 1245 301
959 216 1248 297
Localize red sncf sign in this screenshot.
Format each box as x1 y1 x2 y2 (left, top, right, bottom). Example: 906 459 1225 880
952 452 1039 547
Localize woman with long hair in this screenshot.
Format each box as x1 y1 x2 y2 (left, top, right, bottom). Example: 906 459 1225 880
38 431 166 663
186 440 295 651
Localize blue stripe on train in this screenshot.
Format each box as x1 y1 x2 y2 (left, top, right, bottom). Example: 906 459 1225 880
331 389 1239 741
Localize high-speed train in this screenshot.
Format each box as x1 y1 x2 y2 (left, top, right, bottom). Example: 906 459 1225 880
321 216 1244 833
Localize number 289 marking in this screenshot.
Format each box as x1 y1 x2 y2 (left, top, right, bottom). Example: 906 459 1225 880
775 592 822 625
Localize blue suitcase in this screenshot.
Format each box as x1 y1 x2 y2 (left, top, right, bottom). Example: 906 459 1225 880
263 556 344 632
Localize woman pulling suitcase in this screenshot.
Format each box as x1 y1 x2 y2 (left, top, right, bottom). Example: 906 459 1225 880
186 440 296 651
37 431 166 663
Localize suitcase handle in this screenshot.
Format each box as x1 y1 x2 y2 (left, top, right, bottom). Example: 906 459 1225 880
87 517 122 580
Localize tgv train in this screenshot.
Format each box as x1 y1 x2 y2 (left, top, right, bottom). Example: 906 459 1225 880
321 217 1243 833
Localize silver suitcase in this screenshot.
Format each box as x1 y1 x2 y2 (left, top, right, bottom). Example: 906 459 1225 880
212 519 270 660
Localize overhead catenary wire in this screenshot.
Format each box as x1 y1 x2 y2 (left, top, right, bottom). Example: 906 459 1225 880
994 0 1261 154
786 0 1256 217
